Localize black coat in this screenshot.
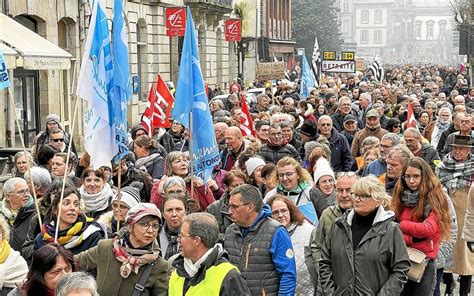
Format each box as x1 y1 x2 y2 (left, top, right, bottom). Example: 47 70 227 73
331 110 363 132
327 128 353 172
436 123 457 157
10 204 36 252
260 142 302 163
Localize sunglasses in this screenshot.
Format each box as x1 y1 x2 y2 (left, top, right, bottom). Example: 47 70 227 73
52 138 65 142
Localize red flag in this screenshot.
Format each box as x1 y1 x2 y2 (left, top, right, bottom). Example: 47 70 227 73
239 95 256 137
141 74 175 135
406 102 418 129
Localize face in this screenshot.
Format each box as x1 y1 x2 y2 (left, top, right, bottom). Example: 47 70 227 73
15 155 30 174
228 193 253 227
43 256 72 292
179 222 197 260
343 120 357 132
419 113 430 125
460 116 472 133
171 121 183 133
164 184 186 195
134 144 148 159
46 121 59 131
452 146 471 162
83 172 105 195
135 129 146 138
56 194 80 230
225 130 242 152
227 177 245 193
404 166 422 191
281 126 293 142
318 104 325 114
130 217 160 247
171 156 189 177
403 131 420 152
112 200 130 222
268 127 283 145
364 153 377 164
277 164 299 191
256 124 270 141
49 132 65 150
386 156 404 179
425 104 435 115
163 199 186 231
6 182 30 211
366 116 379 128
214 125 227 141
398 105 405 114
339 99 352 115
232 108 243 123
454 97 465 106
253 167 264 186
271 200 291 228
352 192 380 216
318 175 335 196
318 118 332 137
439 110 450 123
259 97 270 108
51 156 68 177
335 176 356 209
380 139 394 160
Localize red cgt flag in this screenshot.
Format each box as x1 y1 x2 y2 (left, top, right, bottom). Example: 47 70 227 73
239 94 256 137
141 74 175 135
406 101 418 129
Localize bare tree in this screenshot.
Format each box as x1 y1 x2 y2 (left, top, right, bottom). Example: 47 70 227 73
451 0 472 28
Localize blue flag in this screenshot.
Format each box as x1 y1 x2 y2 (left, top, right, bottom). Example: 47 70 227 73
76 0 117 169
111 0 132 162
300 49 316 99
172 7 220 182
0 49 11 90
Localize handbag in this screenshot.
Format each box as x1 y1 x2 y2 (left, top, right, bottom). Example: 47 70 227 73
406 247 428 283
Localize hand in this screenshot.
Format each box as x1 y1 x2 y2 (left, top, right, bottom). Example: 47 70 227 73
207 179 218 191
192 178 204 187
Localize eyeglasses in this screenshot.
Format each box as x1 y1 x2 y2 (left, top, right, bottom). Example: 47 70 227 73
336 172 357 179
278 171 296 179
403 174 421 181
271 208 289 216
136 221 160 232
52 138 65 142
320 123 331 127
350 193 372 202
393 125 401 128
269 132 282 137
228 203 250 210
112 203 129 210
13 189 30 196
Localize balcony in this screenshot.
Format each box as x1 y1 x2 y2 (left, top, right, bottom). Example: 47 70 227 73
184 0 233 13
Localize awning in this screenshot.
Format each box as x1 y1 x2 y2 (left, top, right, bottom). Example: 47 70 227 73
0 43 16 68
0 13 72 70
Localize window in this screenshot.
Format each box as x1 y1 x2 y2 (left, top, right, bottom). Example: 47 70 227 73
415 21 422 39
374 10 382 24
374 30 382 43
342 19 349 35
342 0 349 12
439 20 447 39
361 10 369 24
137 20 147 101
426 20 434 40
361 30 369 44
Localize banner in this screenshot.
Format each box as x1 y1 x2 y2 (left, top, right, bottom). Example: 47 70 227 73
406 102 418 129
166 7 186 37
225 19 241 41
141 74 175 134
0 49 11 90
239 94 256 137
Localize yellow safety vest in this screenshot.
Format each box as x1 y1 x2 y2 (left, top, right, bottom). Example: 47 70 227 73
169 262 238 296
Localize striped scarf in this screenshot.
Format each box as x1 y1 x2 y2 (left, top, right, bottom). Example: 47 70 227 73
41 214 98 249
438 154 474 192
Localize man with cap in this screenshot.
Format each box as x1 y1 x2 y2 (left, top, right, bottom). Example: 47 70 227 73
32 113 76 160
317 115 353 172
341 114 360 147
75 203 169 295
169 213 250 296
437 135 474 294
351 109 388 158
441 113 473 158
331 96 363 132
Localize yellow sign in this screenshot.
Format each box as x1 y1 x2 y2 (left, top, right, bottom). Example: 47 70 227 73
342 52 355 61
323 51 336 60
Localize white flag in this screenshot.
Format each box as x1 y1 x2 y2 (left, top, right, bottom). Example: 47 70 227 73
311 37 321 87
369 57 384 82
76 0 117 169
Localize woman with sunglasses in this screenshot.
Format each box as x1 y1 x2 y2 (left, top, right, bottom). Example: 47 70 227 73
391 157 452 295
319 175 410 295
385 118 402 136
268 195 316 295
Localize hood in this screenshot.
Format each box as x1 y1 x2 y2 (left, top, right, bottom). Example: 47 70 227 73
346 205 394 226
246 204 272 231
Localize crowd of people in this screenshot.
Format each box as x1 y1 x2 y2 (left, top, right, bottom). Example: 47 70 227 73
1 64 474 295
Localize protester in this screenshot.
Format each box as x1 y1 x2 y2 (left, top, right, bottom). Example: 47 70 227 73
268 195 315 295
351 109 388 158
340 114 360 147
23 166 51 200
169 213 250 295
32 114 76 161
112 158 153 202
55 272 99 296
50 153 81 187
159 193 187 260
79 167 114 220
385 145 413 195
224 184 296 295
159 120 187 153
317 115 353 172
75 203 168 295
391 157 451 295
259 124 301 163
319 176 410 295
220 127 249 171
310 164 336 218
11 151 34 178
363 133 400 179
133 135 166 180
403 127 440 172
442 113 473 157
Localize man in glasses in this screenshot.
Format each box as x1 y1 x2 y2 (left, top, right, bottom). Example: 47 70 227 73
49 129 67 152
224 184 296 295
169 213 250 295
259 124 301 164
318 115 353 172
362 133 400 179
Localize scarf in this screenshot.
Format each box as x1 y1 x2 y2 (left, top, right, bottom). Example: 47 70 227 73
135 153 161 171
432 119 450 146
79 183 113 214
401 190 432 219
0 239 11 264
438 154 474 192
162 223 179 260
0 244 28 289
366 124 381 132
41 214 100 249
183 244 222 278
0 202 17 226
112 228 160 278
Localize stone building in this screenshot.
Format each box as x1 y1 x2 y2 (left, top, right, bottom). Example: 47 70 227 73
0 0 238 150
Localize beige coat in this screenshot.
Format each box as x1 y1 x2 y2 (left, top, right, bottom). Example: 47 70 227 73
449 189 474 275
462 185 474 242
351 127 388 158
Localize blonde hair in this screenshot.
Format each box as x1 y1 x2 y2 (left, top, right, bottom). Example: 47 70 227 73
352 175 390 208
270 156 313 186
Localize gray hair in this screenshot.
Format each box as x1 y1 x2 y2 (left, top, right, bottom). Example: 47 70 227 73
438 107 451 115
230 184 263 213
163 176 186 191
381 133 401 146
404 127 422 138
360 92 372 104
56 272 98 296
361 136 380 148
23 166 52 189
3 177 27 194
283 97 294 105
387 145 413 166
50 129 65 136
185 212 219 249
212 99 224 110
14 151 34 166
318 115 332 122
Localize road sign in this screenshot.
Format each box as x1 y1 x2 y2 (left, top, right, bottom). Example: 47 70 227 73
323 51 336 60
341 51 355 61
321 60 356 73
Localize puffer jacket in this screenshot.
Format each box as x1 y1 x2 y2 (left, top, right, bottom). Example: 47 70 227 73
435 194 458 269
206 192 233 236
9 204 36 252
259 142 302 164
319 206 410 295
288 222 315 295
327 128 353 172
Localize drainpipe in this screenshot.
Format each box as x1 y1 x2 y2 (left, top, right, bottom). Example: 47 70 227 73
3 0 9 16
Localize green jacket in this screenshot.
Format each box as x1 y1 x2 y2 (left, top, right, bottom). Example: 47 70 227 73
75 239 168 296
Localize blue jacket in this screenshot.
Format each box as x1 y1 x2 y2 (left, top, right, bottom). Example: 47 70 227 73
241 205 297 295
362 159 387 177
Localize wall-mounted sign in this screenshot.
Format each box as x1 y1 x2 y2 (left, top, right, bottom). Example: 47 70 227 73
225 19 241 42
166 7 186 37
341 51 355 61
323 51 336 60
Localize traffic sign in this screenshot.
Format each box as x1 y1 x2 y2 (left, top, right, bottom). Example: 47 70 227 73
321 60 356 73
323 51 336 60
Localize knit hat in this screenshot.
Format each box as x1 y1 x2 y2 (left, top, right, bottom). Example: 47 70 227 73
313 163 335 184
300 121 317 138
113 183 141 209
125 203 162 226
245 157 266 176
46 114 60 124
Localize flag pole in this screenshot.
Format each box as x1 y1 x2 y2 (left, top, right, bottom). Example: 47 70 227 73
115 161 122 231
8 89 42 228
54 86 80 243
189 111 194 201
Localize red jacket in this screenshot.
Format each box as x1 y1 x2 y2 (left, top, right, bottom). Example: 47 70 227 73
151 180 215 211
398 206 441 259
